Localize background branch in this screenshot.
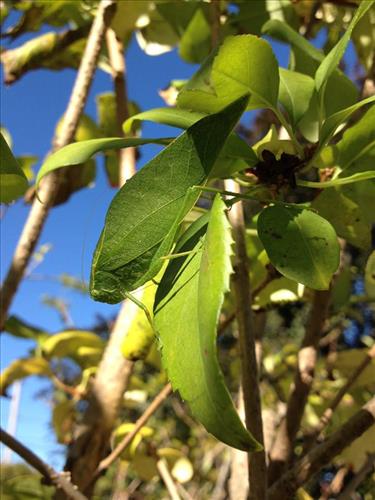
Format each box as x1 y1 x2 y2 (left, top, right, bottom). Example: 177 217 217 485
63 27 140 494
304 344 375 453
0 0 116 331
268 289 331 482
268 397 375 500
93 383 172 479
0 427 87 500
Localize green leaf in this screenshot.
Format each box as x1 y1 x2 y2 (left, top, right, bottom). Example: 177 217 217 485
258 205 340 290
0 132 28 203
36 137 171 187
315 1 374 94
335 105 375 172
155 197 261 451
124 107 204 134
123 106 258 177
263 19 358 134
4 315 48 343
319 96 375 147
90 96 248 304
278 68 315 127
0 358 52 396
313 184 374 250
178 34 279 113
178 6 211 64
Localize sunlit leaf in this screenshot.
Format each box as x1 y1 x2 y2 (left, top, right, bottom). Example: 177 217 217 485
0 132 28 203
0 358 52 396
42 330 105 360
178 34 279 113
278 68 315 127
155 196 261 451
36 137 171 187
121 283 156 361
319 96 375 147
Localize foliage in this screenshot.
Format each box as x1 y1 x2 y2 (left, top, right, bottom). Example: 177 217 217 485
1 1 375 499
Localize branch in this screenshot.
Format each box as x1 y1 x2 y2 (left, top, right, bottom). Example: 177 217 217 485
105 27 136 182
62 25 139 494
267 397 375 500
268 289 331 483
0 0 116 331
224 179 267 500
157 457 182 500
1 25 90 85
94 383 172 478
304 344 375 452
0 427 87 500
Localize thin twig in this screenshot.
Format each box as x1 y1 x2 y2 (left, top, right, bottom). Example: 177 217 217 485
303 344 375 453
157 457 181 500
268 397 375 500
0 0 116 331
0 427 87 500
94 383 172 478
224 179 267 500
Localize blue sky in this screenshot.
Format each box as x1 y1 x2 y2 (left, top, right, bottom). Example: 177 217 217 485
0 13 357 469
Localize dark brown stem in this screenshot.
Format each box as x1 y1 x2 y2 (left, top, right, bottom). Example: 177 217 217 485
210 0 221 49
268 289 331 483
267 397 375 500
0 0 116 331
0 427 87 500
225 180 267 500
